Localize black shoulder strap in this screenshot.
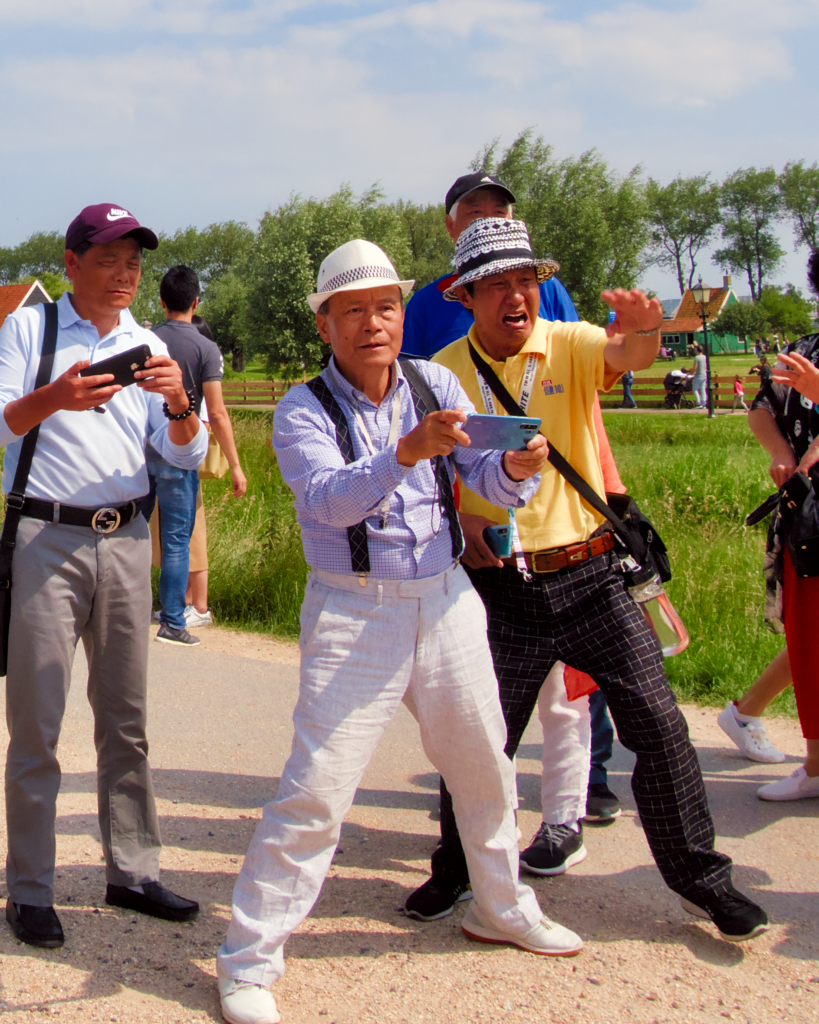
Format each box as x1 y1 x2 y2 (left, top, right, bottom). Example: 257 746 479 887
399 357 464 559
0 301 60 586
467 340 638 558
305 375 370 574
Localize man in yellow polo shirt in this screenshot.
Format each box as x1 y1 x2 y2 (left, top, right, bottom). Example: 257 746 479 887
406 217 768 945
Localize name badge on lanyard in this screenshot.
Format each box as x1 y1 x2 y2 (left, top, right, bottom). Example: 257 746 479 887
475 354 539 580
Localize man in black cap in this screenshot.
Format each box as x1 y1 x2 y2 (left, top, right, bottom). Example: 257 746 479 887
402 172 579 359
0 203 207 948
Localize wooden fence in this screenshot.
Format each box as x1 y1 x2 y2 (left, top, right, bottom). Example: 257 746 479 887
222 374 763 410
599 374 762 409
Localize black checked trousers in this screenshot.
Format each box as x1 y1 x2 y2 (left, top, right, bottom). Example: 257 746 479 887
433 551 733 902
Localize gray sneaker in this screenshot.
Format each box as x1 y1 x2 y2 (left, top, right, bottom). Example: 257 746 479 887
520 822 587 876
155 624 200 647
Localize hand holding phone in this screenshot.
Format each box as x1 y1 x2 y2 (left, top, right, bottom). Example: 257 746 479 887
79 344 153 390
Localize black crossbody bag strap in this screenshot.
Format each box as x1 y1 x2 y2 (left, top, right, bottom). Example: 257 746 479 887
0 302 60 588
305 375 371 574
467 340 639 559
398 357 464 559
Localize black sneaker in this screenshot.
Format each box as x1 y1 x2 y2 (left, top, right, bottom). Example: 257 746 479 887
519 822 587 877
6 900 64 948
680 885 769 942
155 623 200 647
405 875 472 921
584 782 621 823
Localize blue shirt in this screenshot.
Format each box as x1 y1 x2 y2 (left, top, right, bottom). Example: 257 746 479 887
273 357 537 579
0 293 208 505
402 274 579 359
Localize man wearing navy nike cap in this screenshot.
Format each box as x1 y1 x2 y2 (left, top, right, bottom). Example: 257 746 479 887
0 203 208 948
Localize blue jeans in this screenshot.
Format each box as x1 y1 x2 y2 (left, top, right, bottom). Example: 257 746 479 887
622 382 636 408
141 460 200 631
589 688 614 786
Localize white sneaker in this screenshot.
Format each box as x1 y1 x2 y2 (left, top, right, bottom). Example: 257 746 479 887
185 605 213 627
717 701 785 763
757 766 819 802
460 901 583 957
218 977 280 1024
152 609 162 623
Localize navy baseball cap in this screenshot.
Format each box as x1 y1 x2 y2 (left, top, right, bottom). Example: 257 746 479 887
445 173 516 216
65 203 159 252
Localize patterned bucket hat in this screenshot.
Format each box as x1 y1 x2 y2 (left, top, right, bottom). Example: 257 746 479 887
306 239 414 313
442 218 559 301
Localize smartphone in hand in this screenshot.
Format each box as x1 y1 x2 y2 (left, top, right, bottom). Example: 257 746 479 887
79 344 153 390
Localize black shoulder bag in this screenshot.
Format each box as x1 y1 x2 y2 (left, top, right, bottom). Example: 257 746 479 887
0 302 59 676
467 341 670 586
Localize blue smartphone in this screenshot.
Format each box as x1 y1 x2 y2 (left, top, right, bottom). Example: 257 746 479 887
483 524 513 559
461 414 542 450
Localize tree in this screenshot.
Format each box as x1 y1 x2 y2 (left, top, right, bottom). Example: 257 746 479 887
488 130 650 324
758 284 815 339
0 232 66 284
714 167 784 302
395 200 453 291
199 271 253 372
779 159 819 252
247 185 412 375
645 175 721 295
709 301 769 348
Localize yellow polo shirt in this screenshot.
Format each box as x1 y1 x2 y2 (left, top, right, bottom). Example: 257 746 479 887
433 318 620 550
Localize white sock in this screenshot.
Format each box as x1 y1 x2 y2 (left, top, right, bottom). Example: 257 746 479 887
128 885 145 894
732 702 761 725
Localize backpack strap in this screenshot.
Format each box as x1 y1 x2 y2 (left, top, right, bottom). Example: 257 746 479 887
305 375 370 574
399 357 464 559
0 301 60 589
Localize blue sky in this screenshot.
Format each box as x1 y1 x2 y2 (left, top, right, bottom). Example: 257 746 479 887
1 0 818 298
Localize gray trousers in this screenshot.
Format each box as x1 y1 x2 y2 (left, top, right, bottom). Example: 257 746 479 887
5 515 161 906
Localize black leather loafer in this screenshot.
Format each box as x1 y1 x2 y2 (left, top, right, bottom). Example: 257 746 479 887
105 881 199 922
6 900 65 948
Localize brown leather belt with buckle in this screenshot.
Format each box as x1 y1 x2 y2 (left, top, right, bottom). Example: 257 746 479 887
18 497 141 534
502 531 615 574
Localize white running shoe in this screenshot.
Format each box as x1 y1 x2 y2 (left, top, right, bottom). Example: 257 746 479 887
185 605 213 627
219 977 280 1024
461 901 583 956
757 766 819 802
717 701 785 763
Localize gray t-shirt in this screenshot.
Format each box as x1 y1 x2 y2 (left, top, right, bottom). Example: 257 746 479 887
693 353 707 379
151 319 223 415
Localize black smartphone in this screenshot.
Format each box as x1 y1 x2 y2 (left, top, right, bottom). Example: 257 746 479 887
79 344 153 390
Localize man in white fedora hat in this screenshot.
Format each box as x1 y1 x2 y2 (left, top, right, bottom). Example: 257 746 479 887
216 238 583 1024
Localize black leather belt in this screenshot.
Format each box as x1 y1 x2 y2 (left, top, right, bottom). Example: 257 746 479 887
15 497 141 535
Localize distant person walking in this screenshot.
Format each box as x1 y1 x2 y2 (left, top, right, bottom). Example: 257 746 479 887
732 375 749 412
691 344 707 408
620 368 637 408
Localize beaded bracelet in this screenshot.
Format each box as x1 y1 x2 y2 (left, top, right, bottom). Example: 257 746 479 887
163 389 197 421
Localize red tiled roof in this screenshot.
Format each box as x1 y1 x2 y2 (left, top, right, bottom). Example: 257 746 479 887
660 286 732 336
661 317 705 335
0 283 33 328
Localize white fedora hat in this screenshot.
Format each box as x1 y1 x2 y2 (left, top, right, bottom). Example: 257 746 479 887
306 239 414 313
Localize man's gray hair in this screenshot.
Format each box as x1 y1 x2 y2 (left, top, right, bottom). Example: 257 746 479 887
449 190 513 223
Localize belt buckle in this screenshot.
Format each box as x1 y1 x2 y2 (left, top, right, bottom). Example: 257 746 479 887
531 547 564 574
91 507 121 534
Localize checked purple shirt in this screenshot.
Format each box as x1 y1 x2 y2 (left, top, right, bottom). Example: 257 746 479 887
273 357 538 579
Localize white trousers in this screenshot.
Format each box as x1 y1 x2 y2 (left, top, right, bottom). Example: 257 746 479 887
218 563 543 987
537 663 592 827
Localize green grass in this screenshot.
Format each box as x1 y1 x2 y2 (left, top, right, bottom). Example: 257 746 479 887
602 414 794 714
194 410 792 713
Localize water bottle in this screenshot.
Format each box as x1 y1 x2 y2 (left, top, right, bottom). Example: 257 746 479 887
628 574 689 657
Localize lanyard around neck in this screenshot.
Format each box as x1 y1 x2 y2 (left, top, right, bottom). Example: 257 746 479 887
476 352 539 416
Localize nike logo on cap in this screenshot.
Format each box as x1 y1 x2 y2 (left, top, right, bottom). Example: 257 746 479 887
107 208 131 221
481 176 493 183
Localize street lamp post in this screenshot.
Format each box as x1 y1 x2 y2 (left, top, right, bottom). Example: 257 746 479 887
691 277 715 418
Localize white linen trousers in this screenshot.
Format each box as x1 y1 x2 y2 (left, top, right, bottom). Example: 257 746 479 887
218 562 544 986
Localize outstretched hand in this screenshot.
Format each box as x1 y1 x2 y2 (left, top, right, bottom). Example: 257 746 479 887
771 352 819 405
396 409 470 466
602 288 663 339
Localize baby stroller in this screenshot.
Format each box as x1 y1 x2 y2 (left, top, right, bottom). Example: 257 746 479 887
663 371 694 409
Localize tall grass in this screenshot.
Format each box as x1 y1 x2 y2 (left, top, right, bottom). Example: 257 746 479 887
199 410 793 712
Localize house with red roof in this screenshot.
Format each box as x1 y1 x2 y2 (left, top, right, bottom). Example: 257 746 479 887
661 275 743 354
0 280 53 329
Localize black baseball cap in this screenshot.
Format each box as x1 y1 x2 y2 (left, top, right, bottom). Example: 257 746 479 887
444 173 516 216
65 203 159 252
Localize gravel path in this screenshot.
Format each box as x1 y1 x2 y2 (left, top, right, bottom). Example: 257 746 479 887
0 625 815 1024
